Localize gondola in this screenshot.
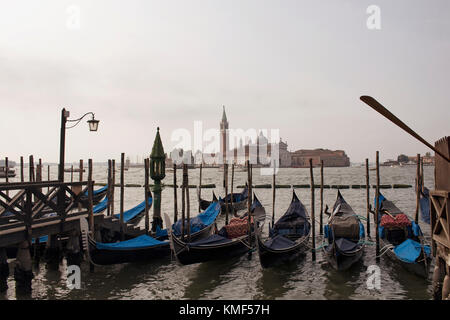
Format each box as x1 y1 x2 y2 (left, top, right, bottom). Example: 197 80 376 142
376 193 432 278
167 194 266 265
256 190 311 268
79 185 108 207
50 185 108 209
323 191 365 271
199 185 248 213
88 200 221 265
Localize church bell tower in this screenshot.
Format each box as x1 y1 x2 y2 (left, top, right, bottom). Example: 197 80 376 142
220 105 229 165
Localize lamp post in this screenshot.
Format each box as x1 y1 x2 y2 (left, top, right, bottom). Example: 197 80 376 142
150 127 166 232
58 108 99 182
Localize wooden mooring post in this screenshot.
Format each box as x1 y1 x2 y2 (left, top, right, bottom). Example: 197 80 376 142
111 159 116 215
246 160 252 258
0 248 8 293
173 164 178 222
144 158 150 234
309 158 316 261
415 153 421 224
272 164 276 226
20 156 24 182
375 151 380 259
107 160 112 216
120 153 125 241
185 164 191 242
29 155 34 182
365 158 371 238
181 164 186 241
231 163 235 216
320 160 324 235
198 163 202 213
5 157 9 197
224 163 229 225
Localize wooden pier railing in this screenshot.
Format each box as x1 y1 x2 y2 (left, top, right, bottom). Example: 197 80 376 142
0 180 104 247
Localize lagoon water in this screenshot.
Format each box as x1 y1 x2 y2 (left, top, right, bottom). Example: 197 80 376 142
1 164 435 300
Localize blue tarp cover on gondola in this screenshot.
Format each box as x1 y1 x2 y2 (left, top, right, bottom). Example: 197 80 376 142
187 234 231 247
93 197 108 213
84 185 108 196
114 197 152 222
155 225 168 238
393 239 431 263
96 234 166 250
264 234 296 250
172 201 220 236
31 235 48 244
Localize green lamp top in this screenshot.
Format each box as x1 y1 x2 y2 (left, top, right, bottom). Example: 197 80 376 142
150 127 165 159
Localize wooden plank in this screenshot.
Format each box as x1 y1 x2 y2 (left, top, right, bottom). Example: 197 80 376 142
0 213 104 247
0 181 87 190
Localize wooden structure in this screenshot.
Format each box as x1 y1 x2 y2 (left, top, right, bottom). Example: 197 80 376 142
430 136 450 300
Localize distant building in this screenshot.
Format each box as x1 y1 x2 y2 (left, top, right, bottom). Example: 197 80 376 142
397 154 409 163
382 159 399 166
407 152 435 165
290 149 350 167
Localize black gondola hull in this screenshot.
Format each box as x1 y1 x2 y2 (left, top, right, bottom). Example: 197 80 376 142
256 235 309 268
323 243 364 271
171 234 252 265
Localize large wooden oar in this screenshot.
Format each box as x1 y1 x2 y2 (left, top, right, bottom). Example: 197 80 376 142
360 96 450 162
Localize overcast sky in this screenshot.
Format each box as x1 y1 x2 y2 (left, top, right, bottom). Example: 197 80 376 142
1 0 449 164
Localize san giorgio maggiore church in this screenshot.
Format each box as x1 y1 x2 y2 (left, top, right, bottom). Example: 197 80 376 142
172 107 350 168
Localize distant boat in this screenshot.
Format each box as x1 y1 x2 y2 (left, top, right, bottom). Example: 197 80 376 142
64 167 85 173
0 167 15 178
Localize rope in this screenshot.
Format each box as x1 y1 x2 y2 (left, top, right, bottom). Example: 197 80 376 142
376 244 394 258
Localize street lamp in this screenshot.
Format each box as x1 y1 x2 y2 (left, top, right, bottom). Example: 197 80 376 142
58 108 100 182
150 127 166 231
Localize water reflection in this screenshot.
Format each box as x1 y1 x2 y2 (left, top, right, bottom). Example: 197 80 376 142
255 257 305 299
322 256 366 299
183 256 244 299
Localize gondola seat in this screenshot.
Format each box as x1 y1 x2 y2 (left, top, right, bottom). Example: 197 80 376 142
330 215 360 240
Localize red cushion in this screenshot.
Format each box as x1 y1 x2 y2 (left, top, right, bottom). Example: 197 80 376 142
225 216 253 239
380 213 411 228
